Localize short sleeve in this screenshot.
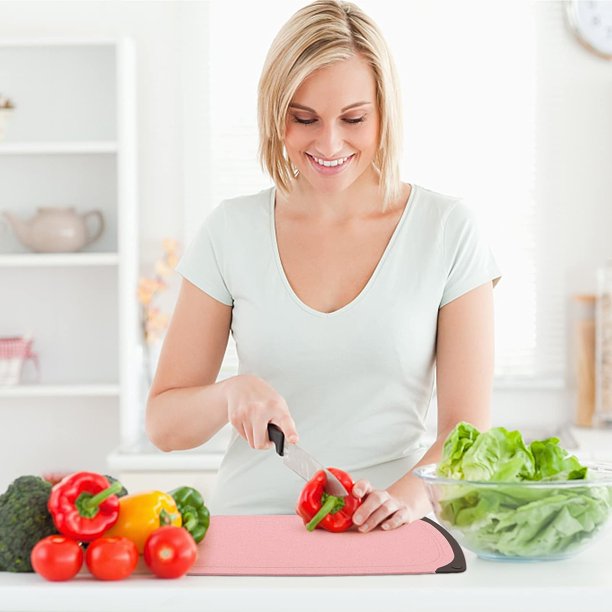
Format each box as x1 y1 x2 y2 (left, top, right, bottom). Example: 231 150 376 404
175 203 233 306
439 201 502 308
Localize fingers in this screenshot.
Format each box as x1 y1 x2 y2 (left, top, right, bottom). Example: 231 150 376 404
226 375 299 450
251 413 299 451
277 415 299 445
246 415 299 451
352 488 394 530
357 498 401 532
352 488 413 533
233 417 271 450
237 422 250 448
351 479 373 498
251 421 274 450
380 507 414 531
244 419 295 451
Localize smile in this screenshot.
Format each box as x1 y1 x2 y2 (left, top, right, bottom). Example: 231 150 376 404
305 153 355 175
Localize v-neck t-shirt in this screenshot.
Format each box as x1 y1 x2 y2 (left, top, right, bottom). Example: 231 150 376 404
175 183 502 515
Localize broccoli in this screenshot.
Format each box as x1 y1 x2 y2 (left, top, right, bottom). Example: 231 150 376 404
0 476 58 572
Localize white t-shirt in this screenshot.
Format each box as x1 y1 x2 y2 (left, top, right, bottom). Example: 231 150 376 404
176 183 502 515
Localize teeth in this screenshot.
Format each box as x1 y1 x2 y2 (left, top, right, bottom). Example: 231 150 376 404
309 154 352 167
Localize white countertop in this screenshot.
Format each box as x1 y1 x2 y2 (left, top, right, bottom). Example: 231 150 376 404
1 527 611 612
568 425 612 461
106 431 229 472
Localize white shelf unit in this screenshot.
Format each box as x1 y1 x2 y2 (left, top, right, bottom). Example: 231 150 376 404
0 38 141 447
0 253 120 266
0 142 118 154
0 384 120 398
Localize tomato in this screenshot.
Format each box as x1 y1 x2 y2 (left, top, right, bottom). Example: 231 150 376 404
85 536 138 581
31 535 83 581
144 526 198 579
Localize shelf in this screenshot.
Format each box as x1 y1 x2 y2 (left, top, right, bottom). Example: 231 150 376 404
0 384 120 398
0 37 123 48
0 142 117 155
0 37 141 463
0 253 119 267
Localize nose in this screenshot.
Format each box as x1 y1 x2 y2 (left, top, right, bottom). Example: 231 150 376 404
314 122 344 159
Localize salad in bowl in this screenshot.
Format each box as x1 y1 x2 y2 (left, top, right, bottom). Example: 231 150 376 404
414 422 612 561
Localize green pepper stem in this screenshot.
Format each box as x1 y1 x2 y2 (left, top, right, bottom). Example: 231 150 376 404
160 509 180 526
182 511 198 532
306 494 343 532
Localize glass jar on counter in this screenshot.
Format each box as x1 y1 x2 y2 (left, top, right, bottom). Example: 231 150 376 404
573 295 596 427
595 259 612 427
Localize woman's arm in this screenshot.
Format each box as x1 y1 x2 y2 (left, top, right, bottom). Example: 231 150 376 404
351 280 496 530
434 279 495 435
146 278 233 451
146 278 301 453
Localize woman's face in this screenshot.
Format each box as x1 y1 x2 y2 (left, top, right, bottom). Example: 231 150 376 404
284 54 380 195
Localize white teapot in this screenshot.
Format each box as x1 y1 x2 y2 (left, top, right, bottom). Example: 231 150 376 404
2 207 105 253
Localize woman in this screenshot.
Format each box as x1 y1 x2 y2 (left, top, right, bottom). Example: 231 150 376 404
146 0 501 533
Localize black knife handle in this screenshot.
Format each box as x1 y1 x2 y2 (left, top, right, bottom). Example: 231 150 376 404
267 423 285 456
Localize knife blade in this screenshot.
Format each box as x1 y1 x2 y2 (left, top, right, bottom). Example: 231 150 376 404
267 423 349 497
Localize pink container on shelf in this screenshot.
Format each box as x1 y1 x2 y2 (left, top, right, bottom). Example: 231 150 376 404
0 336 40 385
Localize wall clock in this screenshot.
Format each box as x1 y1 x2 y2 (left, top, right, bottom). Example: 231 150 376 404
566 1 612 60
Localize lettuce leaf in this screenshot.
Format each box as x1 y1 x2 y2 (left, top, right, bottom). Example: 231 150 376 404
435 422 611 557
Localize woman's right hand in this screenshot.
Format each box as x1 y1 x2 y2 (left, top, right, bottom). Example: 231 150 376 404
223 374 299 450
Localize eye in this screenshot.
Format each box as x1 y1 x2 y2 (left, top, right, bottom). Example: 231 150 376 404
290 115 366 126
292 116 317 125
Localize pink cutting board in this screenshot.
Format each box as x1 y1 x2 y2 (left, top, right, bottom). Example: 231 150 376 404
189 515 465 576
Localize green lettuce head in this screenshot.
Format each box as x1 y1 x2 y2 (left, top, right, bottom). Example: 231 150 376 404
433 422 611 558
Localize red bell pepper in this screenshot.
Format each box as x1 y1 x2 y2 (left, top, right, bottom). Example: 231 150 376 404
47 472 123 542
296 467 362 532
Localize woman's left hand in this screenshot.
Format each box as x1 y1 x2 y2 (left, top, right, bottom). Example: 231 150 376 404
350 480 415 533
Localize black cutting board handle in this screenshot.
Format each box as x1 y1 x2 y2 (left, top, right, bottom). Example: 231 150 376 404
421 517 466 573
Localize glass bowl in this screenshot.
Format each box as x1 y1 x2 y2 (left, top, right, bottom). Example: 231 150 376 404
413 462 612 561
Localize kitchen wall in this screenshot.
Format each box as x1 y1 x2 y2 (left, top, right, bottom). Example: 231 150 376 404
0 1 206 488
0 1 611 490
497 0 612 433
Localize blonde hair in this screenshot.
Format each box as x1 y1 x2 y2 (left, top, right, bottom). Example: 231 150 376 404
257 0 403 211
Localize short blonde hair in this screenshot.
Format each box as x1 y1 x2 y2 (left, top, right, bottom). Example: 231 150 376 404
257 0 403 210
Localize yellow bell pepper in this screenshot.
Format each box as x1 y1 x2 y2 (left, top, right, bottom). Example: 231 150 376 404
103 490 181 553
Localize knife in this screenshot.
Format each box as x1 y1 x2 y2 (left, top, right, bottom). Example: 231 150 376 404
267 423 349 497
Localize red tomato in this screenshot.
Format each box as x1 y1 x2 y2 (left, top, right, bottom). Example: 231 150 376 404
31 535 83 581
144 526 198 579
85 536 138 581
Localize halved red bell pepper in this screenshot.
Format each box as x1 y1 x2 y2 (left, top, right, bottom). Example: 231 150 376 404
296 467 362 532
47 472 123 542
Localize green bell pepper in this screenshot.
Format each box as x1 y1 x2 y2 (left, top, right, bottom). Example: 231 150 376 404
168 486 210 544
